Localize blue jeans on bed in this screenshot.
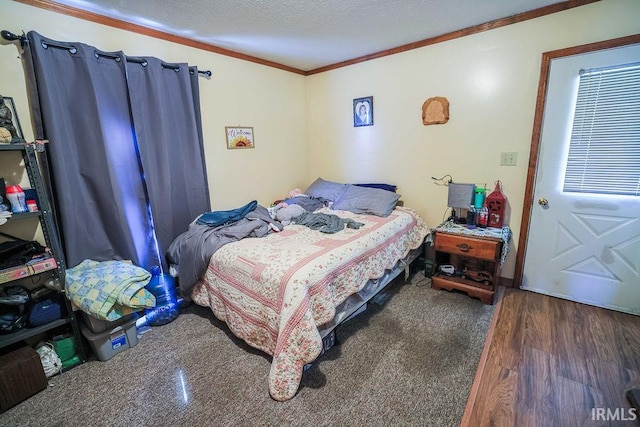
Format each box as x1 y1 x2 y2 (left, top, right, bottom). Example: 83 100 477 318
196 200 258 227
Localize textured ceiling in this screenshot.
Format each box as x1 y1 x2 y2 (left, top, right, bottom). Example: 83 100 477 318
52 0 565 71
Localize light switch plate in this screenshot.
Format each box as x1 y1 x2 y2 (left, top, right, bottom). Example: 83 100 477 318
500 152 517 166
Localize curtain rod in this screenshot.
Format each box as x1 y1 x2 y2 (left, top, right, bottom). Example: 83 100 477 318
1 29 212 78
1 30 26 43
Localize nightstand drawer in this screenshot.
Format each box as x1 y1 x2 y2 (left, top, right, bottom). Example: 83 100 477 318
435 232 500 261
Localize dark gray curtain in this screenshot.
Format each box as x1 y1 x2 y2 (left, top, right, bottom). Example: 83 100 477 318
126 57 209 261
23 31 209 269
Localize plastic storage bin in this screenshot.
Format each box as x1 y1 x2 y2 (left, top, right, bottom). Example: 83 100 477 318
79 311 133 334
80 315 138 361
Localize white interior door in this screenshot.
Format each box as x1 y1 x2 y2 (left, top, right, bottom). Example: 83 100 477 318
522 44 640 316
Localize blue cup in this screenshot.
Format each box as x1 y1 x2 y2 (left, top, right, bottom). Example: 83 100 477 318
474 188 485 209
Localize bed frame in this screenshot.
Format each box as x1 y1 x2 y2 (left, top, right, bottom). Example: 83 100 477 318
188 205 429 400
305 245 423 368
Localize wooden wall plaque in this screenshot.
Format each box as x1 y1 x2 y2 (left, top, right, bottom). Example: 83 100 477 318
422 96 449 125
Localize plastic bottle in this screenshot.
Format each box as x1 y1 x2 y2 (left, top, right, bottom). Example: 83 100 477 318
476 202 489 228
143 266 179 326
466 205 476 229
26 200 38 212
5 185 27 213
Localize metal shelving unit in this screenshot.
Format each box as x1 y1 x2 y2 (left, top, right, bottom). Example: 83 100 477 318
0 143 85 363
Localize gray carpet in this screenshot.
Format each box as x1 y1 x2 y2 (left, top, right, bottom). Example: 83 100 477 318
0 271 494 426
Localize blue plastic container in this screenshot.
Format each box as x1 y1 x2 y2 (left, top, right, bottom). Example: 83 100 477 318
474 187 486 209
143 266 179 326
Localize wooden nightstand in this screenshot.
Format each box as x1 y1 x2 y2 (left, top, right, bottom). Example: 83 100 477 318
431 226 506 304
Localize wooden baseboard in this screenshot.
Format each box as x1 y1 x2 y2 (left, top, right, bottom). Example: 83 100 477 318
500 277 514 288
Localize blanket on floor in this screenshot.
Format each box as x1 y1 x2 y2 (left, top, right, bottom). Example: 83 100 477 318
65 259 156 321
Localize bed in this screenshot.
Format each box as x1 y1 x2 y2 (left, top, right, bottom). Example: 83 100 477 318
190 204 429 401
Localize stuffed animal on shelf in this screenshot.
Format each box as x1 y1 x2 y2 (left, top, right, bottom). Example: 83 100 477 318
0 96 19 140
0 127 11 144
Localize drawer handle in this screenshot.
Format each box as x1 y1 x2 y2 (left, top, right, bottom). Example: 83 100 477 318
456 243 472 252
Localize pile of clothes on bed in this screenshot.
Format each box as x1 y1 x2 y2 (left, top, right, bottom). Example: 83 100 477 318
167 185 378 300
166 200 284 300
270 191 364 232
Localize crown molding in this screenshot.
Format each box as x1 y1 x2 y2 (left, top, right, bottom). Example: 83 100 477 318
15 0 600 76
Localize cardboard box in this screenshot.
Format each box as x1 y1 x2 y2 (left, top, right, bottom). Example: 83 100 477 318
0 257 57 284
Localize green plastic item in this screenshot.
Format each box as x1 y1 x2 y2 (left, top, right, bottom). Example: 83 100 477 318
53 336 76 361
61 355 81 369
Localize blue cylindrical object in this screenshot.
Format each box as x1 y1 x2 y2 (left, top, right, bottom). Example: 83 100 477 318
474 188 486 209
144 266 179 326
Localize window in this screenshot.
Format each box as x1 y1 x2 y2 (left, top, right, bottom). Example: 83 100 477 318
563 62 640 196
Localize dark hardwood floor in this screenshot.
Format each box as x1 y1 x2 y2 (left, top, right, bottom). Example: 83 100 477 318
462 287 640 427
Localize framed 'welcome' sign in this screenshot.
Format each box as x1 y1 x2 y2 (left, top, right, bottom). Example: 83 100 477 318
225 126 255 149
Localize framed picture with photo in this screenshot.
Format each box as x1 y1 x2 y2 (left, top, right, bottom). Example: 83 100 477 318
0 95 25 144
225 126 255 149
353 96 373 127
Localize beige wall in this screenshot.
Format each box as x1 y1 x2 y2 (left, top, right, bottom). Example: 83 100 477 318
2 1 639 278
0 1 309 212
305 0 640 279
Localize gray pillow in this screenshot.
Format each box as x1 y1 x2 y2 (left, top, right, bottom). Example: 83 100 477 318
305 177 347 202
332 184 401 217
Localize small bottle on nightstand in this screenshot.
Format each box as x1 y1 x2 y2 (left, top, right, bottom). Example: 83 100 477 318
466 205 476 229
476 202 488 228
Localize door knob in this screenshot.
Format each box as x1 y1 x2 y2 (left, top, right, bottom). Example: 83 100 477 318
538 198 548 206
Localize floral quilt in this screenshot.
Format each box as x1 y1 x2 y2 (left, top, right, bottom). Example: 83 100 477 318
191 207 429 401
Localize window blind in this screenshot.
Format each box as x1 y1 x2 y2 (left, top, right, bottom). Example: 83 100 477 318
563 62 640 196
